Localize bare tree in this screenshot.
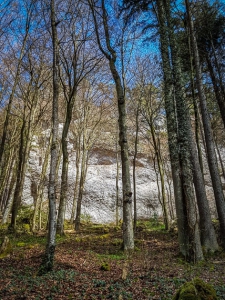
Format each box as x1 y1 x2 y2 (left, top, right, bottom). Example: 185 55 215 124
88 0 134 250
56 2 102 235
39 0 60 273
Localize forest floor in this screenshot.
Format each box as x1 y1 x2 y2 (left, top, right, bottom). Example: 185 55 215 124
0 220 225 300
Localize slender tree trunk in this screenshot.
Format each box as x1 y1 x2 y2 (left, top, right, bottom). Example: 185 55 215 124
74 99 89 231
9 111 31 230
133 106 139 233
32 133 52 232
1 163 17 224
75 148 88 231
89 0 134 250
70 140 81 223
39 0 60 274
188 40 204 174
187 32 218 252
186 109 218 252
164 159 175 221
156 0 188 257
115 137 120 226
150 122 169 230
0 147 15 213
57 101 75 235
9 79 39 230
38 202 43 231
185 0 225 248
192 93 204 174
112 64 134 250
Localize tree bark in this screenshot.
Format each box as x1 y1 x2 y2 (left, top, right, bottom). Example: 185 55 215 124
89 0 134 250
156 0 204 261
185 0 225 249
168 3 203 260
133 105 139 233
57 100 76 235
75 148 88 231
116 138 120 226
39 0 59 274
32 133 52 232
70 139 81 223
9 109 31 230
150 123 169 230
186 109 218 252
156 0 188 257
1 163 17 224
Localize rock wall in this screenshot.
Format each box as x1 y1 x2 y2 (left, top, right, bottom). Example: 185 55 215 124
23 133 167 224
22 128 224 224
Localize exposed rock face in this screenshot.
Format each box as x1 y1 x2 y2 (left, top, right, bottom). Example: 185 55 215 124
79 164 160 223
23 132 165 224
22 129 222 224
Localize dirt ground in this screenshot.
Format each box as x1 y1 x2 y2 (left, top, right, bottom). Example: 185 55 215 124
0 223 225 299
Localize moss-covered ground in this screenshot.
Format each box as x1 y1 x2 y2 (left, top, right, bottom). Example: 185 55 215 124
0 220 225 299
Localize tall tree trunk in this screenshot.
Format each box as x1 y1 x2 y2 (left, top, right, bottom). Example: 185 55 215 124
156 0 204 261
9 76 39 230
187 22 218 252
1 162 17 224
57 99 76 235
89 0 134 250
133 106 139 233
39 0 60 274
0 147 15 213
150 122 169 230
112 63 134 250
74 98 89 231
32 133 52 232
156 0 189 257
9 112 31 230
185 0 225 248
169 10 203 261
188 42 204 174
75 148 88 231
70 139 81 223
186 109 218 252
116 139 120 226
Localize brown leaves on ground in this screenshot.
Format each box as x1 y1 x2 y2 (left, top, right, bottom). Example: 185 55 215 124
0 226 225 299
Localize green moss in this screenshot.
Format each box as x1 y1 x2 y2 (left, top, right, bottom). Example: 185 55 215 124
100 262 110 271
112 238 123 246
16 242 26 247
100 233 110 239
114 226 121 232
27 244 37 249
97 252 125 261
173 278 218 300
0 236 12 259
64 220 74 230
22 224 31 233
